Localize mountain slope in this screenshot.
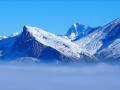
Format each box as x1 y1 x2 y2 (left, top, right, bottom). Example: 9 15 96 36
71 18 120 61
0 25 96 63
1 18 120 64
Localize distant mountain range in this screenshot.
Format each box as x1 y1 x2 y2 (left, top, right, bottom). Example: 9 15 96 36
0 18 120 64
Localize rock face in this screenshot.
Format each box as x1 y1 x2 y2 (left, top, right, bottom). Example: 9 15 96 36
0 25 95 63
0 18 120 64
69 18 120 63
66 23 93 41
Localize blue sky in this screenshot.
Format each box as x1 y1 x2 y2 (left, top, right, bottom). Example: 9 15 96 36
0 0 120 35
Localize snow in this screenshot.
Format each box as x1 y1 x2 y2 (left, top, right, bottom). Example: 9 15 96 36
75 28 104 55
12 32 20 36
98 39 120 60
0 36 7 40
69 33 76 40
68 18 120 62
66 23 93 41
0 18 120 63
66 23 79 40
73 23 77 30
24 25 86 59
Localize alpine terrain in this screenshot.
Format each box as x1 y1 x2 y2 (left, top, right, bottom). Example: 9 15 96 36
0 18 120 64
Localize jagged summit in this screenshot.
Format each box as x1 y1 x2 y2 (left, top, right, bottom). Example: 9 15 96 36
66 18 120 42
1 18 120 64
23 25 42 34
20 25 84 59
0 25 95 63
72 18 120 62
66 23 93 41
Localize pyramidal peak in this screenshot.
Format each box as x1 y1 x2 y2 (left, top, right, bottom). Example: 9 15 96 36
66 23 92 41
23 25 42 33
73 23 80 30
9 25 89 62
22 25 55 36
0 18 120 64
22 25 51 39
72 23 89 31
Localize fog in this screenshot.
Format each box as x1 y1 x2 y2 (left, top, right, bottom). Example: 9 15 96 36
0 63 120 90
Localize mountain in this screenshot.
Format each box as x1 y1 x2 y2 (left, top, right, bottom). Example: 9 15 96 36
0 18 120 64
68 18 120 63
0 25 96 64
66 23 93 41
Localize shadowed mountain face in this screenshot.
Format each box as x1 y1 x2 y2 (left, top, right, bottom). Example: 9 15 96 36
13 28 64 62
66 23 93 41
0 18 120 64
69 18 120 62
0 25 95 63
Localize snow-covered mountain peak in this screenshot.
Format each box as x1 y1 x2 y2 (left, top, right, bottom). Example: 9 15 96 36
23 25 40 33
22 25 48 40
17 25 90 61
23 25 52 37
73 22 80 30
72 18 120 61
66 23 92 41
1 18 120 64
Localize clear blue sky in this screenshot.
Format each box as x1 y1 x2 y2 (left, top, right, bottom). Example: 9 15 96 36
0 0 120 36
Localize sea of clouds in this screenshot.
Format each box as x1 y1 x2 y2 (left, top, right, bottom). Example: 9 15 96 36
0 63 120 90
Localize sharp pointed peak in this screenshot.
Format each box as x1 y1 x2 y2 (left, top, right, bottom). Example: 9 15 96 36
22 25 39 37
72 22 91 29
23 25 35 31
22 25 41 33
72 22 86 27
23 25 30 32
73 22 80 26
23 25 45 31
